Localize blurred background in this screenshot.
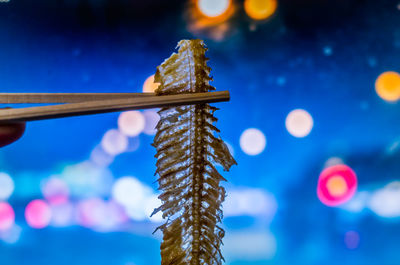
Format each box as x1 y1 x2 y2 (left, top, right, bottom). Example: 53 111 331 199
1 0 400 264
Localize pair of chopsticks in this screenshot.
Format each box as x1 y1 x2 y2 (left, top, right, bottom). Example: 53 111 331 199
0 91 230 123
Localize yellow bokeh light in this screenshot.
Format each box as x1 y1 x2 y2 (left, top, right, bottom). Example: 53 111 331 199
142 75 160 93
375 71 400 102
327 176 347 197
244 0 277 21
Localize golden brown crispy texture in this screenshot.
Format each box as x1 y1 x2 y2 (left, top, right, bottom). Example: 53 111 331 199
152 39 236 265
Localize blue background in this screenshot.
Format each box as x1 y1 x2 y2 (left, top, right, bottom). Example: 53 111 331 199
1 0 400 264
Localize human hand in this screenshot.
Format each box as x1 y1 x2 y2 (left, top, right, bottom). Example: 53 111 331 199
0 123 26 147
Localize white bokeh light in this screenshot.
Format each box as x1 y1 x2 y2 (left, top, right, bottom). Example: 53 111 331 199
340 191 370 213
118 111 145 137
224 189 277 220
126 137 140 153
90 145 114 167
324 157 344 168
143 110 160 135
101 129 128 155
62 161 114 198
240 128 266 155
0 224 21 244
50 202 75 227
285 109 314 138
198 0 230 17
223 229 277 261
369 182 400 218
0 173 14 201
112 176 153 221
41 177 69 205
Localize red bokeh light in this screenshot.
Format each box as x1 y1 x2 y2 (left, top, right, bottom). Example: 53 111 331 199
317 164 357 207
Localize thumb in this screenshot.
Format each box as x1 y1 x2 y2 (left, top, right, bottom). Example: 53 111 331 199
0 108 26 147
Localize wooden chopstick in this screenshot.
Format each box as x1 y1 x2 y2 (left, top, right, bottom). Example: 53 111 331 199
0 93 154 104
0 91 230 123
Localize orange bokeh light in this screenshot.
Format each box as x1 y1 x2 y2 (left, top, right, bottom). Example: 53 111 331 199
375 71 400 102
186 0 236 41
142 75 160 93
187 0 235 41
244 0 277 21
326 175 347 197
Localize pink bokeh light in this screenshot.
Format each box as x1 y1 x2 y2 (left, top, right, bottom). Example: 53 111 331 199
50 202 75 227
317 164 358 207
42 177 69 205
76 198 128 231
25 199 52 229
0 202 15 231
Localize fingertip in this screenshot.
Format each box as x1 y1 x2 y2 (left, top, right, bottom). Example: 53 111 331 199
0 123 26 147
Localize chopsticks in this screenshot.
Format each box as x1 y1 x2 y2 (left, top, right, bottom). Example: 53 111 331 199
0 91 230 123
0 93 154 104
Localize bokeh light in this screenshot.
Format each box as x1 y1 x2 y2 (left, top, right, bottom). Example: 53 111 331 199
224 189 277 220
126 136 140 152
112 176 153 221
76 197 106 228
285 109 314 138
197 0 231 17
90 145 114 167
76 198 125 231
188 0 235 41
0 224 22 244
240 128 266 155
50 202 74 227
369 181 400 218
375 71 400 102
62 161 114 198
326 176 347 197
142 74 160 93
25 199 52 229
340 191 370 213
101 129 128 155
41 177 69 205
0 172 14 201
143 109 160 135
0 202 15 231
244 0 277 21
118 111 145 137
344 231 360 250
105 200 129 229
324 157 344 168
223 229 277 260
317 164 358 207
